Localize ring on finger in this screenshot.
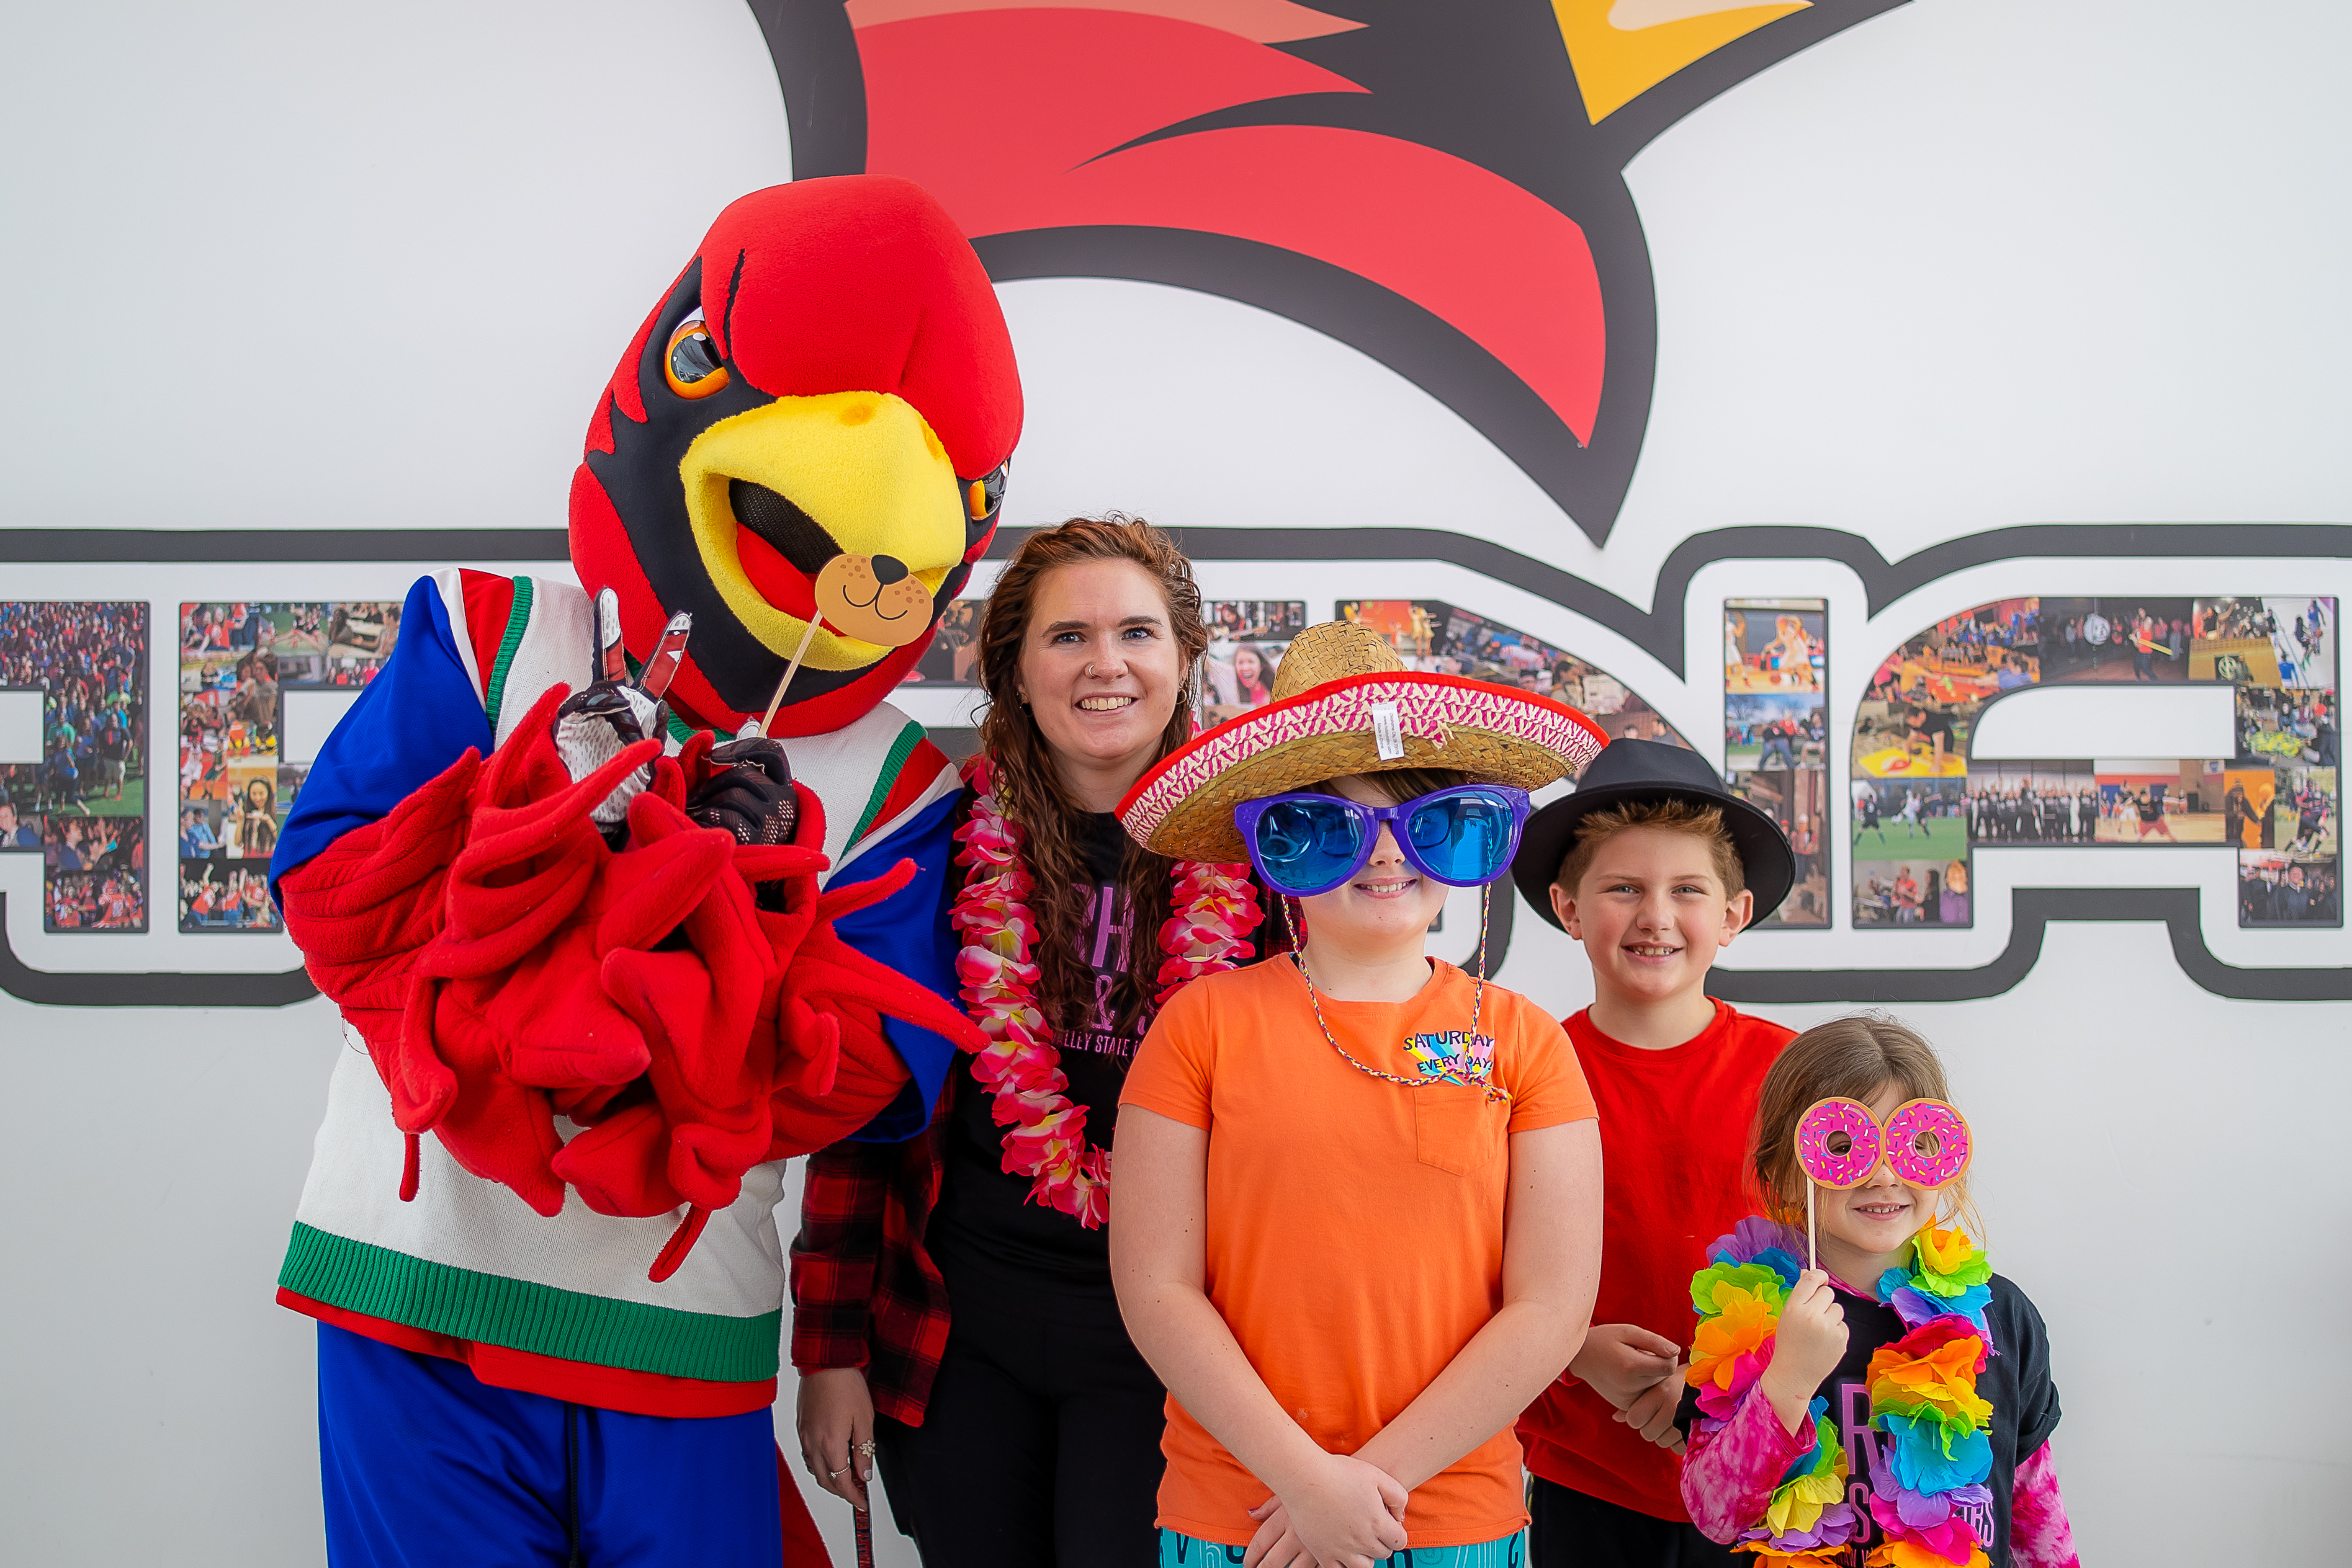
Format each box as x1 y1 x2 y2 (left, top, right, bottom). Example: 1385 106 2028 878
854 1439 877 1458
829 1464 852 1478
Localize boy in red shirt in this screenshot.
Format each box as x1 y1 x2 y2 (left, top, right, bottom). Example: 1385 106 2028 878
1507 740 1798 1566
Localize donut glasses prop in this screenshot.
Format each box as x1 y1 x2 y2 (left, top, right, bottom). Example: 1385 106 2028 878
1791 1097 1973 1266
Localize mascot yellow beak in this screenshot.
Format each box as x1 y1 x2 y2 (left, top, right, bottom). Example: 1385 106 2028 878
679 390 967 670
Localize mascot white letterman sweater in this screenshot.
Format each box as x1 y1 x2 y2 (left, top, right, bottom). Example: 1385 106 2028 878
265 176 1023 1563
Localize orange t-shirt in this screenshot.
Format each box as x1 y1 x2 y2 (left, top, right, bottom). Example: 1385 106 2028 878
1120 957 1598 1548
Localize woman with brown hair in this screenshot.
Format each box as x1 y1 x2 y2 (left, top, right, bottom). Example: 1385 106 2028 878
792 517 1267 1564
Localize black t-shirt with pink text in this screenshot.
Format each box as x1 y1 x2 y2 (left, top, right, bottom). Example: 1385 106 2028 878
930 806 1163 1287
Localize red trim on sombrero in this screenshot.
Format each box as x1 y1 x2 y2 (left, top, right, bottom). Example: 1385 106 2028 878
1118 670 1608 839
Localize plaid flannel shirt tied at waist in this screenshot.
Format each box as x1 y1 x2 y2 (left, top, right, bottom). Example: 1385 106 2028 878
788 1086 952 1427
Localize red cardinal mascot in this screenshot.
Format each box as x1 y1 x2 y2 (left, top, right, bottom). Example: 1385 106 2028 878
267 176 1019 1566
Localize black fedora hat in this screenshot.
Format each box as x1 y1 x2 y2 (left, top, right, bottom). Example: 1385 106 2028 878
1511 738 1796 930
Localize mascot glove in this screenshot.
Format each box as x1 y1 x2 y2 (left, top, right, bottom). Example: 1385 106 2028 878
554 678 669 827
685 736 799 849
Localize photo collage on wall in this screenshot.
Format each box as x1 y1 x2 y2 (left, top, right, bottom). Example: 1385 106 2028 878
1334 600 1686 745
896 598 1682 790
0 602 150 932
1334 600 1688 934
903 596 986 686
1724 599 1829 927
1200 601 1306 723
1852 596 2338 927
177 601 401 932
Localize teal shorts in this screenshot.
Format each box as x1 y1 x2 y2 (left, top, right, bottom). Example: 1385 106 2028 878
1157 1528 1526 1566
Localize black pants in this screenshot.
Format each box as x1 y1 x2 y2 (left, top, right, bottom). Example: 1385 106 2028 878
1527 1478 1736 1568
874 1266 1166 1567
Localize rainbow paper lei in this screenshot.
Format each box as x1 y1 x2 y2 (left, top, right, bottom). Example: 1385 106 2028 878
1686 1217 2000 1568
949 758 1260 1227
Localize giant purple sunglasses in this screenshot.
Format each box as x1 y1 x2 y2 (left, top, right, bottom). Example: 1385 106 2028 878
1233 785 1532 897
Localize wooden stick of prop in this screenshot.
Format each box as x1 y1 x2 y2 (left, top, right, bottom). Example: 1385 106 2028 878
753 618 823 737
1806 1180 1817 1272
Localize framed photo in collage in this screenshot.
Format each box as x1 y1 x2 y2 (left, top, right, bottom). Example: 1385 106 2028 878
1725 599 1829 927
177 601 401 932
0 602 150 932
1335 599 1687 746
1200 601 1307 724
1852 595 2339 928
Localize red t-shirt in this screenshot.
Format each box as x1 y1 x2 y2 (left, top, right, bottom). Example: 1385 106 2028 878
1515 999 1794 1521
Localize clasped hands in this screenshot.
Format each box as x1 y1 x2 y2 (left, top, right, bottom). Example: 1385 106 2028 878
1239 1323 1689 1567
1241 1451 1409 1568
1572 1322 1688 1456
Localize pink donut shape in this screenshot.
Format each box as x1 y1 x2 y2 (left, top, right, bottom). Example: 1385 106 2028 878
1884 1099 1972 1188
1794 1098 1883 1189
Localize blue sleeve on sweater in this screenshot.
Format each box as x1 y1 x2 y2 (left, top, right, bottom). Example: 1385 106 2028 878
827 786 963 1143
271 576 493 898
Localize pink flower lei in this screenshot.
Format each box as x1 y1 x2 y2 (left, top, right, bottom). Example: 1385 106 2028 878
949 755 1261 1228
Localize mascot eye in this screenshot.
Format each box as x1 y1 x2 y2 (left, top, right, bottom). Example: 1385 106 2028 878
663 311 730 399
965 461 1009 523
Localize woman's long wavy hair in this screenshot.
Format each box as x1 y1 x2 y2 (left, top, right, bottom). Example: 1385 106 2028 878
975 516 1209 1034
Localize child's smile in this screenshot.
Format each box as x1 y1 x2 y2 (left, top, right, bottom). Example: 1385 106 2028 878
1815 1084 1936 1279
1298 777 1450 945
1553 825 1748 1004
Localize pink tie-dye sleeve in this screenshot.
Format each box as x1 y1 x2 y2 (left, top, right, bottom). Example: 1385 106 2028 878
2008 1440 2080 1568
1678 1389 1816 1544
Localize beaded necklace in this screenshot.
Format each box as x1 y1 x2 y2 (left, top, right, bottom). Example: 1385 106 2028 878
1277 887 1509 1104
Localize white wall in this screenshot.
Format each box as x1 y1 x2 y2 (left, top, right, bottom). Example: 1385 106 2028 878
4 1 2349 1563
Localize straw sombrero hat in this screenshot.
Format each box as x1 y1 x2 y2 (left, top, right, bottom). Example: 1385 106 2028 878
1119 620 1608 862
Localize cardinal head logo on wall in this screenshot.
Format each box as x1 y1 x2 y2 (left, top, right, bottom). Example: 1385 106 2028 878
751 0 1908 544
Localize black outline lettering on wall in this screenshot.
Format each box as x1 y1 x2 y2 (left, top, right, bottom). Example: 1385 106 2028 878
5 523 2349 1006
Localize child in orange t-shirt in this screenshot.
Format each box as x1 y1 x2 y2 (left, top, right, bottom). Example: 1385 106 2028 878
1112 621 1608 1568
1503 738 1799 1567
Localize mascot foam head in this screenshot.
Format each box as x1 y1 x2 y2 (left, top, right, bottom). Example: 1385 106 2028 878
571 175 1022 737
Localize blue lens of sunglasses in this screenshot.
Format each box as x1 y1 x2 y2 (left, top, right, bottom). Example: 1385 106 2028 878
1405 790 1517 882
1252 797 1365 892
1243 787 1525 895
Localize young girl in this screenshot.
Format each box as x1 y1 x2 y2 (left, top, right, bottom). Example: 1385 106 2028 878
1680 1016 2078 1567
1112 620 1608 1567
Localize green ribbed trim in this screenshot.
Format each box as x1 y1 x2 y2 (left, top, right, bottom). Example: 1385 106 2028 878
482 575 534 735
848 722 926 847
279 1223 779 1382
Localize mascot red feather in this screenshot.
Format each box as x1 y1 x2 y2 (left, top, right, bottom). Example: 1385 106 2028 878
267 176 1019 1566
